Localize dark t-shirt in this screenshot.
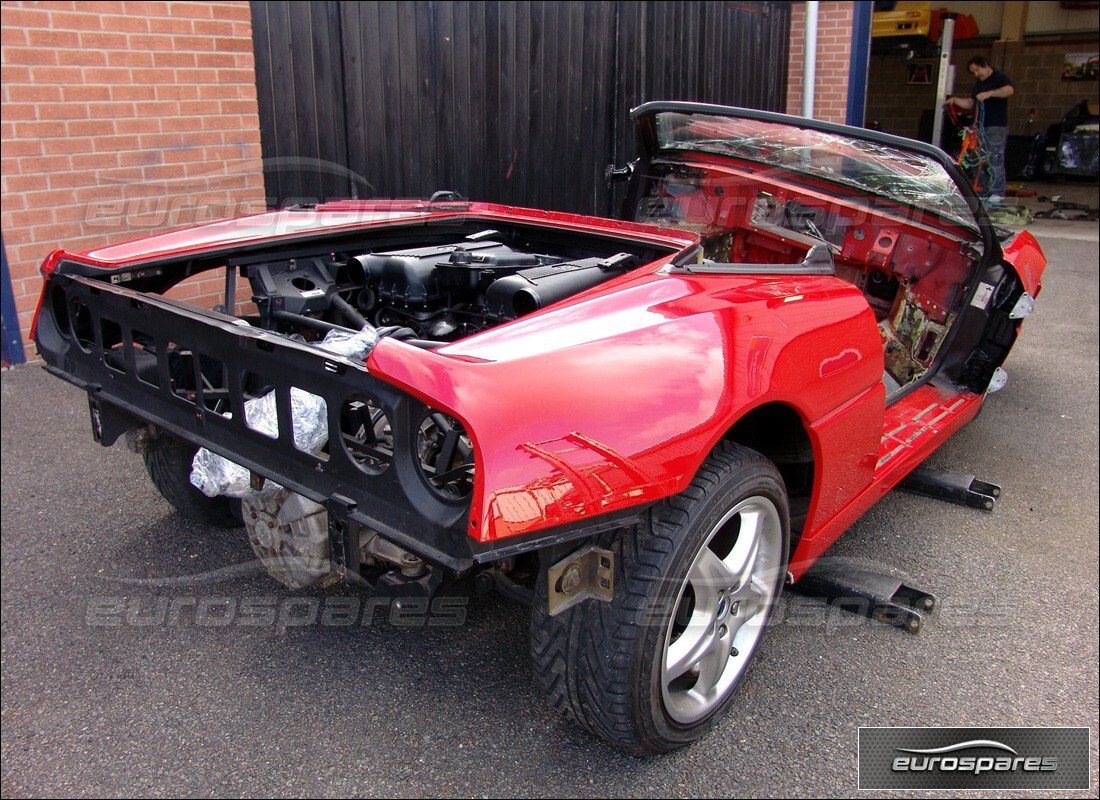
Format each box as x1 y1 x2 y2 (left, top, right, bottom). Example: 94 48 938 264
971 69 1013 127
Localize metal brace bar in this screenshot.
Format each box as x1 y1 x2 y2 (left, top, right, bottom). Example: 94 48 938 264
794 561 936 634
898 464 1001 512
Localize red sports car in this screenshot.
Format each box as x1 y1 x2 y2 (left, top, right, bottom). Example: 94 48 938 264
33 102 1045 753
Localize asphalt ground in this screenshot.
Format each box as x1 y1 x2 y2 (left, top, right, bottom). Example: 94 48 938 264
2 224 1098 798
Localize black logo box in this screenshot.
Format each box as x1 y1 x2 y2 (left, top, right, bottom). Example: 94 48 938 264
858 727 1090 791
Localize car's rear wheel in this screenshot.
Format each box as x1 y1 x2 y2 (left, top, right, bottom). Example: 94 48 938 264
529 441 789 754
143 433 242 528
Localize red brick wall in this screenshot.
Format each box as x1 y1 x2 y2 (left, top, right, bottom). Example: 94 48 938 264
787 2 856 124
1 1 267 361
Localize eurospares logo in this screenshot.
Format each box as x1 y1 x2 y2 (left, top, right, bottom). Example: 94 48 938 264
893 739 1057 774
858 727 1090 790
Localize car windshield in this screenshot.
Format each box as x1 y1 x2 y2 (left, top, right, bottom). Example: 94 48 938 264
653 111 976 230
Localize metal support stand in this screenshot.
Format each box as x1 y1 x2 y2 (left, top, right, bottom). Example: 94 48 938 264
931 15 957 150
795 562 936 633
897 464 1001 512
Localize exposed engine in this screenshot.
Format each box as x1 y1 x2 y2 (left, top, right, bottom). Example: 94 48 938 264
247 232 637 344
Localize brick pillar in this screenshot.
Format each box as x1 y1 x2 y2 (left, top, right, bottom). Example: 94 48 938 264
787 2 856 124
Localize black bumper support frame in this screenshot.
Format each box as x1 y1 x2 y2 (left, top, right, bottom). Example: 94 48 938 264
41 273 477 572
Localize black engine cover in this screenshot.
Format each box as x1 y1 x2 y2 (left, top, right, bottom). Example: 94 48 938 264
354 241 554 307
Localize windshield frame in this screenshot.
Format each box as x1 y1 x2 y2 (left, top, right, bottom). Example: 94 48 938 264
630 101 994 248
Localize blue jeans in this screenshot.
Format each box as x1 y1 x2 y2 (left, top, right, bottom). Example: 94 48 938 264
983 126 1008 198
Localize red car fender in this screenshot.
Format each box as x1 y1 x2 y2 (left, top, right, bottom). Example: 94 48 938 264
368 270 884 545
1001 230 1047 298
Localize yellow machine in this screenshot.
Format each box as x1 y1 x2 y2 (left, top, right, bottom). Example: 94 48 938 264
872 1 933 40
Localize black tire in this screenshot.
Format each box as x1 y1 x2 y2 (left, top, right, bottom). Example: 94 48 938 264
143 434 242 528
529 441 789 754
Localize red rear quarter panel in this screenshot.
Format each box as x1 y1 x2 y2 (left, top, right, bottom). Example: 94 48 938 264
367 270 884 544
1001 230 1047 297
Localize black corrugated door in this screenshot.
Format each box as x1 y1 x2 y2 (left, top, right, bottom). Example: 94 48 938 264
251 1 791 215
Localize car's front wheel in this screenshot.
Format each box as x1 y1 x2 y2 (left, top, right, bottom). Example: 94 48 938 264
529 441 789 754
143 433 243 529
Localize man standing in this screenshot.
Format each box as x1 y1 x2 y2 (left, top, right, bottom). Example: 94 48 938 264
946 56 1015 202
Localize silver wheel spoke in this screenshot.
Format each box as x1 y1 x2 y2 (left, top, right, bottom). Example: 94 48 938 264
691 627 733 701
692 546 736 597
665 606 719 679
730 573 768 609
728 579 766 638
724 508 763 588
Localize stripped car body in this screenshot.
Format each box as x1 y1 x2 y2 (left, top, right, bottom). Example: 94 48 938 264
33 103 1045 753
